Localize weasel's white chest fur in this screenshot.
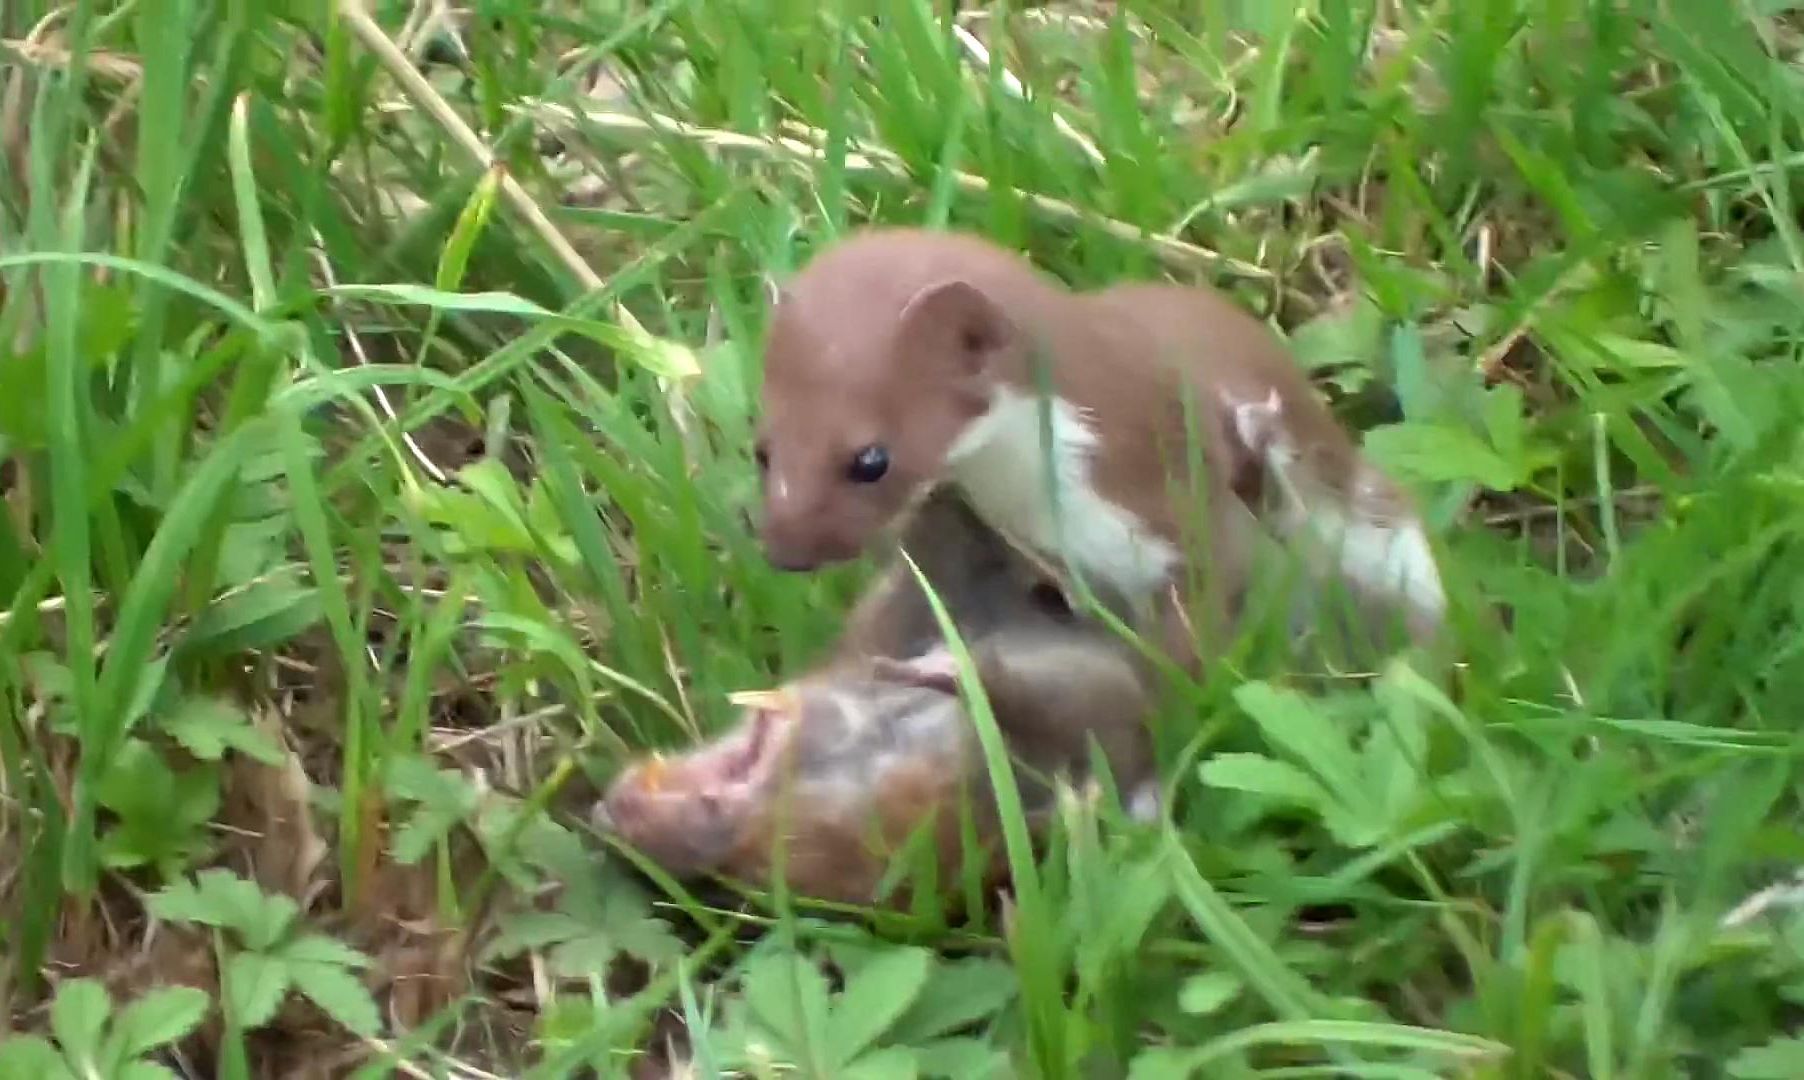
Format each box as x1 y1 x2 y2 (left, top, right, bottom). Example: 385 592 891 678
944 387 1180 604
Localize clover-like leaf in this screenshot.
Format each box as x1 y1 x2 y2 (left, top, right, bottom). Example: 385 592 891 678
225 952 291 1031
107 984 211 1060
291 961 382 1037
160 696 284 765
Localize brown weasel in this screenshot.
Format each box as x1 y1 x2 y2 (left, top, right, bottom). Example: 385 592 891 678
752 226 1446 660
591 488 1159 907
589 623 1157 908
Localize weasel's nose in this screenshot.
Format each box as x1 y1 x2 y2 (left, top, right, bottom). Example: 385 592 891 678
759 521 831 571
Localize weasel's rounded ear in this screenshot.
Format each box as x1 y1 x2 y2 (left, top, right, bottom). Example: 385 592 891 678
897 279 1014 375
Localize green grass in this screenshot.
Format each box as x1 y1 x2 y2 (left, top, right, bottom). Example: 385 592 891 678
4 0 1804 1076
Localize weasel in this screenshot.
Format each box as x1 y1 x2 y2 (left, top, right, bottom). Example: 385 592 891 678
591 488 1160 907
752 226 1446 660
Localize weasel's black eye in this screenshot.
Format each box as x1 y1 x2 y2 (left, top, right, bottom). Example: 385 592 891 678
846 444 890 483
754 442 770 471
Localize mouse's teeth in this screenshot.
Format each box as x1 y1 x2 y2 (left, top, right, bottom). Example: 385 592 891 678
640 754 668 790
729 687 798 713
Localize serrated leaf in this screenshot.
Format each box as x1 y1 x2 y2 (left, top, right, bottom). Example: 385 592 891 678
389 804 466 866
50 978 112 1065
214 515 292 589
887 956 1017 1045
740 950 834 1060
95 740 221 871
829 946 934 1065
1178 971 1244 1016
278 934 371 970
226 952 291 1030
1363 422 1521 491
1199 753 1334 808
291 961 382 1037
1287 295 1384 373
182 572 323 657
485 911 590 960
109 985 210 1059
1077 847 1172 988
0 1035 72 1078
1229 684 1373 830
160 696 284 765
385 757 480 865
384 756 474 806
544 909 685 978
151 869 298 950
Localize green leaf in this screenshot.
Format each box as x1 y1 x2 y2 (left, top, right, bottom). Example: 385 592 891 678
225 952 292 1031
486 911 590 959
385 757 480 865
291 961 382 1037
109 985 211 1059
1362 422 1522 491
0 1036 73 1079
278 934 372 970
149 869 299 950
913 1037 1007 1078
159 696 285 765
887 956 1018 1044
1287 294 1385 373
545 890 685 977
1729 1036 1804 1079
50 979 113 1065
119 1063 184 1080
829 946 934 1065
1163 829 1324 1022
321 284 699 380
1229 684 1378 844
181 572 324 658
95 739 222 871
1199 753 1335 808
1178 970 1245 1017
436 165 502 291
839 1046 920 1080
740 950 834 1063
1126 1046 1202 1080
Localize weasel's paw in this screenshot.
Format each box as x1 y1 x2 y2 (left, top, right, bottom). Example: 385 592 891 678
871 645 966 695
1127 781 1163 823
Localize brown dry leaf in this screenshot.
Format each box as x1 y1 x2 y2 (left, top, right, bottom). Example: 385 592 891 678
379 931 467 1032
220 707 329 905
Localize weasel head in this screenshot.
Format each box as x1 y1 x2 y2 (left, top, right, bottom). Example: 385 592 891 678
754 271 1023 571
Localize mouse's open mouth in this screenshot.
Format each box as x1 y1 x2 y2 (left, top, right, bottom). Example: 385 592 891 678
653 690 793 791
717 703 779 785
